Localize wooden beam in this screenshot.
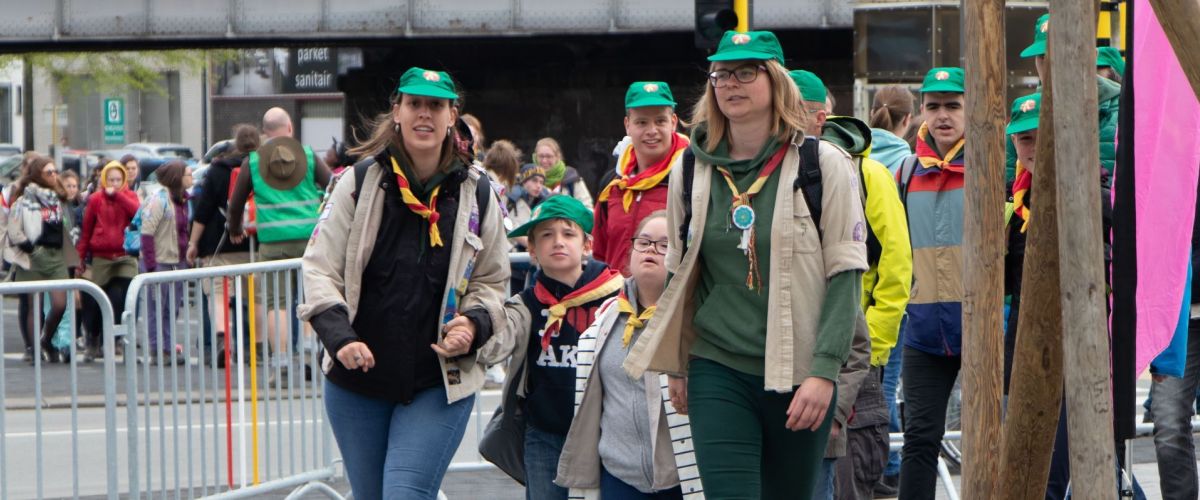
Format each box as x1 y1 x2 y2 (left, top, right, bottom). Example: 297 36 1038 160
1148 0 1200 101
961 0 1007 497
997 52 1065 500
1049 2 1118 498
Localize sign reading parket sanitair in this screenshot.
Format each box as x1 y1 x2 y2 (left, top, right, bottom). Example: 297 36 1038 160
103 97 125 144
283 47 338 93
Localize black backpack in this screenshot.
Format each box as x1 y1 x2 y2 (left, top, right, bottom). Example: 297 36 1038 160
678 137 823 256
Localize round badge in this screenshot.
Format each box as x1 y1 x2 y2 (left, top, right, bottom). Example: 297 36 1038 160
732 205 756 230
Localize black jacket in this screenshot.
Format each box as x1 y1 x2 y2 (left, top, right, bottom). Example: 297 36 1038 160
193 155 251 257
309 153 493 404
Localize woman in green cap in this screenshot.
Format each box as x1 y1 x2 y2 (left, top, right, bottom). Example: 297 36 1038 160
623 30 868 499
301 66 512 499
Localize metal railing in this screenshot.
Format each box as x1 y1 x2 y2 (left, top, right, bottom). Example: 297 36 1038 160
0 279 120 500
121 258 341 499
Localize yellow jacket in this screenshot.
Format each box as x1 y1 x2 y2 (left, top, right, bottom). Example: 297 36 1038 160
858 155 912 366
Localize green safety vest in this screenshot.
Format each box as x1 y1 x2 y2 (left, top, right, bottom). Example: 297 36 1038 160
248 147 322 243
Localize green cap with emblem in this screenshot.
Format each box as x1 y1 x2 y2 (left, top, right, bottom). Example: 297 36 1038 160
396 67 458 100
921 67 965 94
708 30 785 64
1021 13 1050 58
507 194 595 238
1006 92 1042 135
1097 46 1126 77
625 81 677 109
788 69 827 103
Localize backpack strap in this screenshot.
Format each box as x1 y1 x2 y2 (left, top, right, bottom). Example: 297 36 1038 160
678 149 696 256
793 137 823 239
473 168 493 232
352 157 378 202
857 158 883 267
898 154 919 208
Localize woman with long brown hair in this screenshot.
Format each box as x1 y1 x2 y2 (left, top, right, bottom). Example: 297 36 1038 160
139 160 194 365
301 66 511 499
6 155 77 363
868 85 916 175
623 30 868 499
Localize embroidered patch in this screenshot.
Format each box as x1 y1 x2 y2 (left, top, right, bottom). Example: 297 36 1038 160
1020 99 1037 113
853 221 866 242
1040 20 1049 33
935 71 950 81
643 83 659 93
423 70 441 82
732 34 751 45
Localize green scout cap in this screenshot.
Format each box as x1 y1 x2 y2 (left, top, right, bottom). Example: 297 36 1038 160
396 67 458 100
708 31 785 64
1021 13 1050 58
788 70 827 103
1006 93 1042 135
508 194 595 238
626 81 677 109
921 67 965 94
1097 46 1126 76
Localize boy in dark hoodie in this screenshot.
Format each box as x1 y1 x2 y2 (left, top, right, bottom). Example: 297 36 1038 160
499 194 624 500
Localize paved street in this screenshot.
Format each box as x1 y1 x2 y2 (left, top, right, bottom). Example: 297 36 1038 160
0 295 1196 499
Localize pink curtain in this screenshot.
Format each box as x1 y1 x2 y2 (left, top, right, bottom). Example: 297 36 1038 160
1133 0 1200 374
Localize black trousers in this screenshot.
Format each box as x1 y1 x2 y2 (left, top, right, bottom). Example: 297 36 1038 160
898 346 960 500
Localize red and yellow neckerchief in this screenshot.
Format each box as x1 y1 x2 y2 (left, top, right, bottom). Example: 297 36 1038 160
391 157 443 247
533 268 625 351
914 122 965 173
616 290 656 347
1011 160 1033 233
715 144 789 291
598 133 690 212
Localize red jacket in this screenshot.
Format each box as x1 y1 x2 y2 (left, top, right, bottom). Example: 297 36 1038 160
78 188 139 261
591 182 668 275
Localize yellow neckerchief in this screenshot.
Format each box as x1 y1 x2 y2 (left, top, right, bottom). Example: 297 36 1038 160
616 289 656 347
391 157 443 247
598 133 689 212
915 122 966 171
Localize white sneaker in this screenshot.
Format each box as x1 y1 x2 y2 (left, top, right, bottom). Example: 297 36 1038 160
485 365 506 386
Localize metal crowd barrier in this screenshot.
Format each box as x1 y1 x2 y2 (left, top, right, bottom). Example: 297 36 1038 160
121 258 341 499
0 279 120 500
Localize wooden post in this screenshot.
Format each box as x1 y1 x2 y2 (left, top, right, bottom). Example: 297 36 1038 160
961 0 1007 497
996 54 1065 500
1148 0 1200 101
1049 2 1118 498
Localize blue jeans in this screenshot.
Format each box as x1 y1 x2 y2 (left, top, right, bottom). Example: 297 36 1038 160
883 318 906 476
599 466 683 500
525 425 569 500
324 380 474 500
812 458 836 499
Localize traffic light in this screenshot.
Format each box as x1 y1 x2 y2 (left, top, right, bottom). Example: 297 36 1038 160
695 0 738 49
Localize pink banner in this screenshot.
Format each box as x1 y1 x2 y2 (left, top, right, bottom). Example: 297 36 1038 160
1133 0 1200 374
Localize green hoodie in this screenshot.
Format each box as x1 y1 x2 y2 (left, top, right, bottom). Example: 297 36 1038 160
686 125 861 381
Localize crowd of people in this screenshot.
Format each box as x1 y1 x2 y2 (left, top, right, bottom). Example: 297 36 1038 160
1 14 1191 500
296 14 1179 500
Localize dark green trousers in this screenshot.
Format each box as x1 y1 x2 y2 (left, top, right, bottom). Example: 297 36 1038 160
687 357 835 500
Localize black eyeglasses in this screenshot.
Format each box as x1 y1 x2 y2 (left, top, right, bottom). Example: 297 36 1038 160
708 64 767 88
631 237 669 255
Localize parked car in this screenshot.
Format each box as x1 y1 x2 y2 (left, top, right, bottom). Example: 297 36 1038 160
0 143 21 160
125 143 197 163
0 155 22 183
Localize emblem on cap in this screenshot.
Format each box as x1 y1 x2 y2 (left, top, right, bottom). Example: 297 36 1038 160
1040 20 1049 33
532 206 542 218
423 71 441 82
936 71 950 81
732 33 751 45
643 83 659 93
1020 99 1037 113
